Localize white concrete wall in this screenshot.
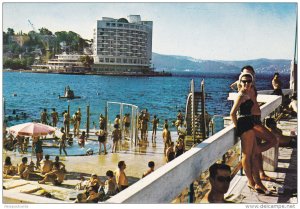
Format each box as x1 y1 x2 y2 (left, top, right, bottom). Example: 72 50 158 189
106 93 283 203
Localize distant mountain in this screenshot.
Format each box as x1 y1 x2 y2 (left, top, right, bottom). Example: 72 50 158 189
152 52 292 75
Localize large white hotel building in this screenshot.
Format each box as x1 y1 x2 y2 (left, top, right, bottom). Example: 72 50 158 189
92 15 153 73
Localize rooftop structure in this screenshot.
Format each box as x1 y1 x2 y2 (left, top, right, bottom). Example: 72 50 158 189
92 15 153 73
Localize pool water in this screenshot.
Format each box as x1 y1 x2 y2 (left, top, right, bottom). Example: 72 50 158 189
32 138 111 156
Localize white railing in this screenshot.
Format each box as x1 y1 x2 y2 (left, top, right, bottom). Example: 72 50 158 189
106 93 283 203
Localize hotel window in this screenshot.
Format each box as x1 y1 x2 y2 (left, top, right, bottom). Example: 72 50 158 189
116 58 121 63
105 58 109 62
106 23 110 26
123 59 127 63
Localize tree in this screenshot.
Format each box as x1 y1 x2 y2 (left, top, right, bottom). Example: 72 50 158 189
7 28 15 35
79 55 93 67
38 27 53 35
3 32 8 44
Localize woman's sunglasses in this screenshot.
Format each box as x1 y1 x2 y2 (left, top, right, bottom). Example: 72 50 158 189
241 80 252 84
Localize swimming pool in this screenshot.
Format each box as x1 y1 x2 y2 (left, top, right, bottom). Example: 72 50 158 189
28 138 111 156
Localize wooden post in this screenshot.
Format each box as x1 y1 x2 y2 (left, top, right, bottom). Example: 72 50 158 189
188 183 194 203
135 108 139 147
67 103 70 137
105 104 108 131
86 104 90 137
211 118 214 135
201 80 206 139
191 79 195 144
120 103 123 141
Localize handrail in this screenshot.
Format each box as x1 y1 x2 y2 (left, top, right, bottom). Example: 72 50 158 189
106 93 283 203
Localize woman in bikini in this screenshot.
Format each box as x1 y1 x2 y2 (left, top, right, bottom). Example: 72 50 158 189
230 73 271 195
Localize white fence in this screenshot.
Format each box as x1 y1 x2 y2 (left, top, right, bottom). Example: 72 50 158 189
106 93 283 203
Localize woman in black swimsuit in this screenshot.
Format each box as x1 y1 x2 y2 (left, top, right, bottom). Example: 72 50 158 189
230 73 270 195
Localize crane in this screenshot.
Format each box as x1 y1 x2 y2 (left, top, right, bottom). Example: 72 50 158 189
28 19 36 32
27 19 51 63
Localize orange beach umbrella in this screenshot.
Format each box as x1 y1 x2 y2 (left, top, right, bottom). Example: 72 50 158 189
8 122 56 137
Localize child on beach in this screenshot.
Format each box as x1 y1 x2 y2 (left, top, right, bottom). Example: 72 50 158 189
18 157 30 179
3 156 17 177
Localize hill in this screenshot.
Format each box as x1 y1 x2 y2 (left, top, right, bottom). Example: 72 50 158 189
152 52 291 75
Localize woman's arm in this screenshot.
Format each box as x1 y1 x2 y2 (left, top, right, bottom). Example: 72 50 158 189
230 93 244 127
230 80 239 90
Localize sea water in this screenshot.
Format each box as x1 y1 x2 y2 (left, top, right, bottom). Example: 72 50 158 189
3 71 290 131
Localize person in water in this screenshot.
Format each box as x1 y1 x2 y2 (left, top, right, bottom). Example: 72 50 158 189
78 131 86 148
142 161 155 178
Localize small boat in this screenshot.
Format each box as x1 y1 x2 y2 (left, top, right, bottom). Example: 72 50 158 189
59 86 81 100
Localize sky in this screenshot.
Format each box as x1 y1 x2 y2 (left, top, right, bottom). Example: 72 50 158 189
2 2 298 60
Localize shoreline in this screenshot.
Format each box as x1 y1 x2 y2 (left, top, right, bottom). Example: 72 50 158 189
3 69 172 77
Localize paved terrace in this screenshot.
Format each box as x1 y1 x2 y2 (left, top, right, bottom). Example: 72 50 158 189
3 117 297 204
3 130 178 203
225 118 297 204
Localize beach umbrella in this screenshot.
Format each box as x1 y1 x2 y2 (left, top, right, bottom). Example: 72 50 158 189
8 122 56 161
8 122 56 137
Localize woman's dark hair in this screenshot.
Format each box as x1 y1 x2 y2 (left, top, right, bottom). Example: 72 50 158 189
5 156 12 166
148 161 155 168
22 157 28 163
241 65 255 73
118 161 125 168
209 163 231 179
106 170 114 177
45 155 50 160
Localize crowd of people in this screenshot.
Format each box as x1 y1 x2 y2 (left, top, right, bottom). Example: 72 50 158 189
3 65 297 203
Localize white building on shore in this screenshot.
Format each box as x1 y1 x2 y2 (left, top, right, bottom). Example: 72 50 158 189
31 53 88 73
92 15 153 73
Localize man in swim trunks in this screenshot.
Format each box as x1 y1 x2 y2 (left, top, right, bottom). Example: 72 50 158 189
111 124 121 153
123 113 131 138
40 154 53 174
115 161 128 192
40 109 48 124
76 108 82 135
63 111 70 137
51 108 59 127
151 115 159 143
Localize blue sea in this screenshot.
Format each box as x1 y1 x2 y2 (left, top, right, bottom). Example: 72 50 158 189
3 71 290 130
